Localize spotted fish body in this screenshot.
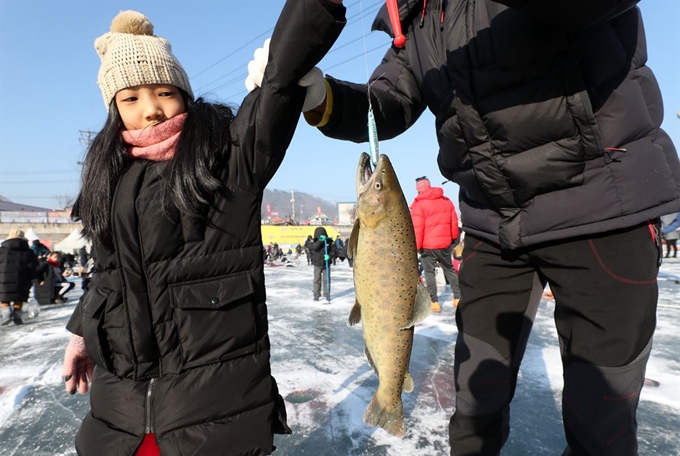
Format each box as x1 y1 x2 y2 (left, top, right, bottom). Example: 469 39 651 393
348 153 431 438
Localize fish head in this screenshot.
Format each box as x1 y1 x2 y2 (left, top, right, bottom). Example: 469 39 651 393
356 153 407 226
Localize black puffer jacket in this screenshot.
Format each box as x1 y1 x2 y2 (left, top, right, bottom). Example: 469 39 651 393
319 0 680 250
65 1 345 455
309 226 333 267
0 238 38 302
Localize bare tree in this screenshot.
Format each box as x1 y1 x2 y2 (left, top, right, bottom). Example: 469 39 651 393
53 194 76 210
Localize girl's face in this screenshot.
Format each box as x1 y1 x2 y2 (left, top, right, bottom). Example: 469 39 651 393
115 84 186 130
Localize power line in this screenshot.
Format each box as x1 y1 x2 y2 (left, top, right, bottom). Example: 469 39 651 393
194 0 384 90
0 170 79 176
191 28 274 80
1 180 81 184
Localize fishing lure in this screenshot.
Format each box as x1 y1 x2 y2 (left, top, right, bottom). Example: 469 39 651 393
367 98 380 167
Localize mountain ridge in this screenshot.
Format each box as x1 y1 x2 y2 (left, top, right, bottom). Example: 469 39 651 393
262 189 341 221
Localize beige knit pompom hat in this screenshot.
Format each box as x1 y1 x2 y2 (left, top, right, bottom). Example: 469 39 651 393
95 10 193 109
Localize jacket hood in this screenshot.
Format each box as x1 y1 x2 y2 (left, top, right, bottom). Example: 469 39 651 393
415 186 445 201
1 238 29 251
314 227 328 238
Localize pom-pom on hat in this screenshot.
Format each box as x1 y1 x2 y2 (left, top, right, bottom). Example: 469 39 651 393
95 10 193 109
415 176 431 192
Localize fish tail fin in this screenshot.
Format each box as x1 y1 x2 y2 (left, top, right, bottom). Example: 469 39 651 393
364 394 406 438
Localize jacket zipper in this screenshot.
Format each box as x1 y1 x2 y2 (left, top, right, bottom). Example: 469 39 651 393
144 378 156 434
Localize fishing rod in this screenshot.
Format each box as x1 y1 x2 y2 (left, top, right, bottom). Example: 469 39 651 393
324 237 331 303
385 0 406 48
364 0 405 167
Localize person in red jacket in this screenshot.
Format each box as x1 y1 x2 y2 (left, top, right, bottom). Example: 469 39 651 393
410 177 461 313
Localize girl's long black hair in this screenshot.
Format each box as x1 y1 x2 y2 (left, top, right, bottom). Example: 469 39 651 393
72 90 235 249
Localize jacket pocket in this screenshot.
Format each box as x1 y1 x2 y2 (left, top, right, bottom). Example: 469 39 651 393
169 271 258 368
81 288 113 371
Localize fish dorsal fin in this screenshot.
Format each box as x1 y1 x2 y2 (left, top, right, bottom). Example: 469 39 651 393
348 218 360 260
348 300 362 326
402 282 431 329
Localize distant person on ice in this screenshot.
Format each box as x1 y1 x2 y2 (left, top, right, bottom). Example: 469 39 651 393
60 2 345 455
409 176 461 313
0 229 38 326
36 251 75 304
29 239 50 261
661 212 680 258
304 234 314 265
310 227 333 301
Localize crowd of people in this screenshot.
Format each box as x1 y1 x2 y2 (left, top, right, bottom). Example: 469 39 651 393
0 229 86 326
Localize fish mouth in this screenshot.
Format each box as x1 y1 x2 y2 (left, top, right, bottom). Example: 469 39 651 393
356 152 375 196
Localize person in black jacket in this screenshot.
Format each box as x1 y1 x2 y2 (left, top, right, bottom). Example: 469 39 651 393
304 235 314 265
309 227 333 302
29 239 50 261
0 229 38 326
303 1 680 454
60 3 345 455
36 252 75 304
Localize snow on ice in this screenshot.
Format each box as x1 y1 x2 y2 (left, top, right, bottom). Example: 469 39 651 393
1 258 679 455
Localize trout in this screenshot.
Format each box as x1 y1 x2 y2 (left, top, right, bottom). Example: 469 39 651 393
348 152 431 438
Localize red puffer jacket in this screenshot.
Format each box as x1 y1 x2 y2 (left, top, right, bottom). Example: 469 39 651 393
410 187 459 251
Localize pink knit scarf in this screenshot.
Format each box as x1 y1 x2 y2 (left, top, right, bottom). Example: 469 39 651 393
121 112 187 161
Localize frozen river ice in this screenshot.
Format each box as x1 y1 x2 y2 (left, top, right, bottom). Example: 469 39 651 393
1 258 679 455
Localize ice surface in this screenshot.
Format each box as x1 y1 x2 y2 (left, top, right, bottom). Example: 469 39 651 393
1 259 679 455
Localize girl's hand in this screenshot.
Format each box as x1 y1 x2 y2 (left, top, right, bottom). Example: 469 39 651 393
62 334 95 395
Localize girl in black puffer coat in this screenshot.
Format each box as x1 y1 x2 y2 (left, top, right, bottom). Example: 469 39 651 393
61 2 345 455
0 230 38 326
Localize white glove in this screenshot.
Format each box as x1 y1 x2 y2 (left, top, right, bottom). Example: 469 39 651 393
244 38 327 112
245 38 270 92
62 334 95 395
299 67 326 112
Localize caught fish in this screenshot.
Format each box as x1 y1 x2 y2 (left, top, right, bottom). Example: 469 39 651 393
347 152 431 438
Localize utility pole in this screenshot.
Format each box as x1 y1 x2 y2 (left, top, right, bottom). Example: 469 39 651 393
78 130 95 149
290 189 296 223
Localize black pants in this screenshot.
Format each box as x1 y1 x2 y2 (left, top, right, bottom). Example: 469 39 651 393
665 239 677 257
450 223 660 456
313 265 330 299
56 281 75 299
421 243 461 302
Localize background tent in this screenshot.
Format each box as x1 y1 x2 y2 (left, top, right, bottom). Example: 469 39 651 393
24 227 40 241
53 228 90 252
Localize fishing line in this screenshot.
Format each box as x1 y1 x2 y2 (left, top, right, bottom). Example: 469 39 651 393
360 0 380 167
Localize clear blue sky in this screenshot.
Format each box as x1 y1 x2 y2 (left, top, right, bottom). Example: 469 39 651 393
0 0 678 212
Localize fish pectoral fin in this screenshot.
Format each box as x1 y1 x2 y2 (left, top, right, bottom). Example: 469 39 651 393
364 394 406 438
348 219 360 260
348 300 362 326
402 282 432 329
365 345 379 376
403 372 414 393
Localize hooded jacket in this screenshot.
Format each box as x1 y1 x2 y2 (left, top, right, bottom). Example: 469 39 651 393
316 0 680 250
65 1 345 455
310 226 333 267
0 238 38 302
410 186 460 251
